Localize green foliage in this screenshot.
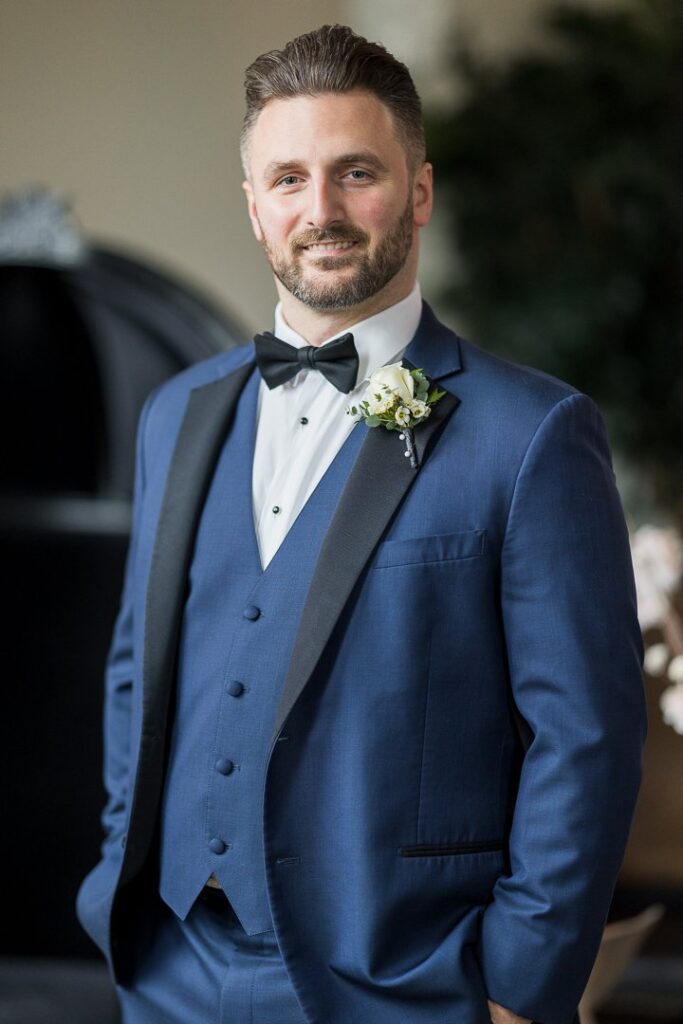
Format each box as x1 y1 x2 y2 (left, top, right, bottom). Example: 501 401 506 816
426 0 683 517
427 387 447 405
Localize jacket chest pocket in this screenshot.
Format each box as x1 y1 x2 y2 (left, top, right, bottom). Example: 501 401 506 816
399 839 504 857
373 529 486 569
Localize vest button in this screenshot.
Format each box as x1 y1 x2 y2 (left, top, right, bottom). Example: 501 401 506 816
209 837 227 854
243 604 261 620
227 680 245 697
215 758 234 775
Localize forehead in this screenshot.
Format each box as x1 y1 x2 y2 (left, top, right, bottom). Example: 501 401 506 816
249 90 405 175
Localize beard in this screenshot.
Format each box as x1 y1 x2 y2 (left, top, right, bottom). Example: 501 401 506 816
257 194 414 310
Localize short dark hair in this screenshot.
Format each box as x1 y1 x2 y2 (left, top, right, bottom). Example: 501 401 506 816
241 24 426 178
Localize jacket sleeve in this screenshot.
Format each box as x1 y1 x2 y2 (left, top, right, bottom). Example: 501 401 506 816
99 388 157 857
478 392 647 1024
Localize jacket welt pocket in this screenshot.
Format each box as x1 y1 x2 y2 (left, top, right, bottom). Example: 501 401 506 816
374 529 486 569
399 840 504 857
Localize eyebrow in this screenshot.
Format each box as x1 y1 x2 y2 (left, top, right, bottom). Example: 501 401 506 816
262 151 389 183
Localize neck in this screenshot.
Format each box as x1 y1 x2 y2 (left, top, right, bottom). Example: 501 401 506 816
276 264 417 348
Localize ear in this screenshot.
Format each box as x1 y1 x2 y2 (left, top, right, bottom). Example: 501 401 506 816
242 179 264 242
412 162 433 229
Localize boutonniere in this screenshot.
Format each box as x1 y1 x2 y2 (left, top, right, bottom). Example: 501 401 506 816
346 363 446 469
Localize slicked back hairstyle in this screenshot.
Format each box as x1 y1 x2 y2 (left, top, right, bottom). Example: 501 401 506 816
241 24 426 179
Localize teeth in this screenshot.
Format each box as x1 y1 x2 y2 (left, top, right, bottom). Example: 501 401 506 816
306 241 355 251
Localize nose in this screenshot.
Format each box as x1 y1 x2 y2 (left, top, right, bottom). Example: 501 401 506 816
306 177 344 230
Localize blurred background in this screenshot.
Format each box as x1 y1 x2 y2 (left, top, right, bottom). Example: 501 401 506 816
1 0 681 1021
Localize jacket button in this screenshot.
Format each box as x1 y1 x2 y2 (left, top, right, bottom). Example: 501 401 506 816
227 680 245 697
215 758 234 775
209 838 227 855
243 605 261 620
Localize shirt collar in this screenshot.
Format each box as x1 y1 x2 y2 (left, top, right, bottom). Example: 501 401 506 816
272 282 422 393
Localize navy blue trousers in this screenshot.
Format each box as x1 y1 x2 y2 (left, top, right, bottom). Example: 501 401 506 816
115 890 307 1024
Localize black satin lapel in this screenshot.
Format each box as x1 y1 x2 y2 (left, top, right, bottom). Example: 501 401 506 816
121 359 255 884
271 386 460 742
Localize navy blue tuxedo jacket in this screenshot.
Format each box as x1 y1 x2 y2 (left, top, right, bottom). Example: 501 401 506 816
76 301 646 1024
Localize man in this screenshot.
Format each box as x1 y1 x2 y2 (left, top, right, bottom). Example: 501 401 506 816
76 24 647 1024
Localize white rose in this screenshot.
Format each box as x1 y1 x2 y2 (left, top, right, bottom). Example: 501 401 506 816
368 363 415 405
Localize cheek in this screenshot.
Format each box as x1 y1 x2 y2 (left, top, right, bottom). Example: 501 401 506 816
354 194 402 234
254 200 297 245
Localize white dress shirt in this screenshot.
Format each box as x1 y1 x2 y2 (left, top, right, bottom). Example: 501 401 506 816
252 282 423 571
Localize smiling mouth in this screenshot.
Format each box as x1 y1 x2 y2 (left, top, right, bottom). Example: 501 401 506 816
302 241 358 253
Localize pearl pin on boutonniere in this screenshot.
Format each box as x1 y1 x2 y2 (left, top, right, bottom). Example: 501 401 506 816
346 363 446 469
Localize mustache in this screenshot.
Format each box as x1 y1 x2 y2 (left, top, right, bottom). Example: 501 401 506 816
294 229 367 248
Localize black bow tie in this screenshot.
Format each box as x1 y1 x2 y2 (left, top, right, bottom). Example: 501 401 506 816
253 331 359 394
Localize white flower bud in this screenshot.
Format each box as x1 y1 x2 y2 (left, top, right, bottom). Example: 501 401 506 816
667 654 683 685
660 683 683 735
364 385 391 415
643 642 671 676
409 399 430 420
631 524 683 629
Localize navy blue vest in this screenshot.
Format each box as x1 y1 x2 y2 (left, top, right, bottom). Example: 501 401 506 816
158 366 366 934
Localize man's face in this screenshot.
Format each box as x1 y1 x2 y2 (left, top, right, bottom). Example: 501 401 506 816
242 90 432 311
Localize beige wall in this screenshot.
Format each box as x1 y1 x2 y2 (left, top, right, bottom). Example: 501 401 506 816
1 0 626 336
0 0 343 334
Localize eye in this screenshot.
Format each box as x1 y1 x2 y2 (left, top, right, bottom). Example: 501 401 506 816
277 175 301 187
346 169 371 181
